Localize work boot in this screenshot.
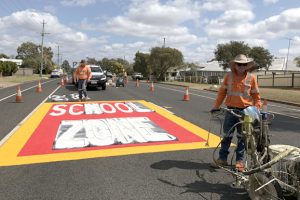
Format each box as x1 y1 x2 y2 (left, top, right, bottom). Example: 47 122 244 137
84 97 88 101
235 161 245 172
210 159 228 168
78 99 82 102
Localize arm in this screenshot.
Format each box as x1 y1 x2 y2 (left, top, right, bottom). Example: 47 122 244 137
87 66 92 81
74 68 79 82
251 75 262 109
213 73 229 109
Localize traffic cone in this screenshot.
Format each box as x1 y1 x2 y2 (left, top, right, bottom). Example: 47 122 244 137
150 81 154 92
16 86 23 103
60 78 64 87
183 87 190 101
136 79 139 87
37 80 42 93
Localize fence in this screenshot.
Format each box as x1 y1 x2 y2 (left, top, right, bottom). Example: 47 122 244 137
257 73 300 88
14 68 33 76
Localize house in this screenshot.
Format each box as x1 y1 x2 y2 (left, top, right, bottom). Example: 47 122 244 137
0 58 23 66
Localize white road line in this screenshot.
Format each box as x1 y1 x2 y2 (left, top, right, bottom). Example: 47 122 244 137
270 111 300 120
154 84 300 119
0 85 61 147
155 85 216 100
0 79 56 102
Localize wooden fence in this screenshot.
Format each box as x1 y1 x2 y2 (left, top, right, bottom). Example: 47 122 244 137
257 73 300 88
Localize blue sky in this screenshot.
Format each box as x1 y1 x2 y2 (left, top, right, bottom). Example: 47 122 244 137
1 0 300 65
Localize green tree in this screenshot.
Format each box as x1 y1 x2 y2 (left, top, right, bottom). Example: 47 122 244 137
0 61 18 76
149 47 183 81
87 57 98 65
214 41 251 69
61 60 71 73
133 52 150 78
0 53 9 58
295 57 300 68
249 47 273 70
16 41 54 74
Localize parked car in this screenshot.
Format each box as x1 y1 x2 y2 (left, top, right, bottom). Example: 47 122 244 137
72 65 107 90
132 72 143 80
50 69 63 78
116 76 125 87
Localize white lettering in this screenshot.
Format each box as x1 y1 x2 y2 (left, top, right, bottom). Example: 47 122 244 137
53 117 177 149
69 104 84 115
114 103 133 113
100 103 116 114
49 105 67 116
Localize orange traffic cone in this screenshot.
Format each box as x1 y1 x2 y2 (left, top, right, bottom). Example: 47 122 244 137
183 87 190 101
136 79 139 87
60 78 64 87
37 80 42 93
150 81 154 92
16 86 23 103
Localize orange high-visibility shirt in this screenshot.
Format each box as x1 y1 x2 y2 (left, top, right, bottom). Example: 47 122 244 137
214 72 261 109
75 65 92 80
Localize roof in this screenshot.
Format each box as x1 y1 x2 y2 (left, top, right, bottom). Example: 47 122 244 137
263 57 300 71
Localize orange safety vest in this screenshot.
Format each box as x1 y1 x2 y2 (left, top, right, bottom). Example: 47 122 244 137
214 72 261 109
75 65 91 80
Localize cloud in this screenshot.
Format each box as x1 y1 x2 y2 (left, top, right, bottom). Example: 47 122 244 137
263 0 279 5
60 0 96 7
0 9 107 61
201 0 252 11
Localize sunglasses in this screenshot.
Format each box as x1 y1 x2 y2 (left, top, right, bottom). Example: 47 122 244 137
236 63 248 67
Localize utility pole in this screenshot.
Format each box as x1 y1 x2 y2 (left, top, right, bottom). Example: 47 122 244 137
40 20 49 77
285 37 293 72
57 45 60 68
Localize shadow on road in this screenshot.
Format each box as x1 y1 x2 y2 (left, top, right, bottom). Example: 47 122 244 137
151 160 249 200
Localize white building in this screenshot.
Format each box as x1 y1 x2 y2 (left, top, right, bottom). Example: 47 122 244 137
0 58 23 66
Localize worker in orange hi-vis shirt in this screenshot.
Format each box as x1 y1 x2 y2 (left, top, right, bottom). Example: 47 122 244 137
210 54 262 172
74 59 92 101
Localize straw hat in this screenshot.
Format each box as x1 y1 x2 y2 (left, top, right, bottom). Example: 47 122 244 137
229 54 254 70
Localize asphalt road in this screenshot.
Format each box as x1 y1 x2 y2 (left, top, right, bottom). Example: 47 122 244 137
0 79 299 200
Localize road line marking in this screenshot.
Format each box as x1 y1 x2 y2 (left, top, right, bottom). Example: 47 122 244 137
0 85 61 147
0 79 56 102
270 111 300 120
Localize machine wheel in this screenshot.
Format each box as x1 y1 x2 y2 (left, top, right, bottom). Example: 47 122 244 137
247 173 283 200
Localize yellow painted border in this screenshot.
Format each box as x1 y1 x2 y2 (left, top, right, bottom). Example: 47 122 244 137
0 100 221 166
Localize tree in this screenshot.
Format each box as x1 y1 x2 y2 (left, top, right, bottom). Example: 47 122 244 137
86 57 98 65
295 57 300 68
214 41 273 71
0 53 9 58
133 52 150 78
214 41 251 70
16 41 54 74
249 47 273 71
61 60 71 73
149 47 183 81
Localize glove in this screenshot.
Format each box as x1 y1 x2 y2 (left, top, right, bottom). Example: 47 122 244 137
210 108 220 113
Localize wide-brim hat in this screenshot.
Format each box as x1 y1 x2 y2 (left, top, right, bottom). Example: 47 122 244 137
229 54 254 70
80 59 86 64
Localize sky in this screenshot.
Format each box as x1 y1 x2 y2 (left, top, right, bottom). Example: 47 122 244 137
1 0 300 66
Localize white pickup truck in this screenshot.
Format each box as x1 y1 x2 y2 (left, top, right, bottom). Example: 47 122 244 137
131 72 143 80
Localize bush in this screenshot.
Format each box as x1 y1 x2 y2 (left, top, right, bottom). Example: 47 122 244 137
0 61 18 76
